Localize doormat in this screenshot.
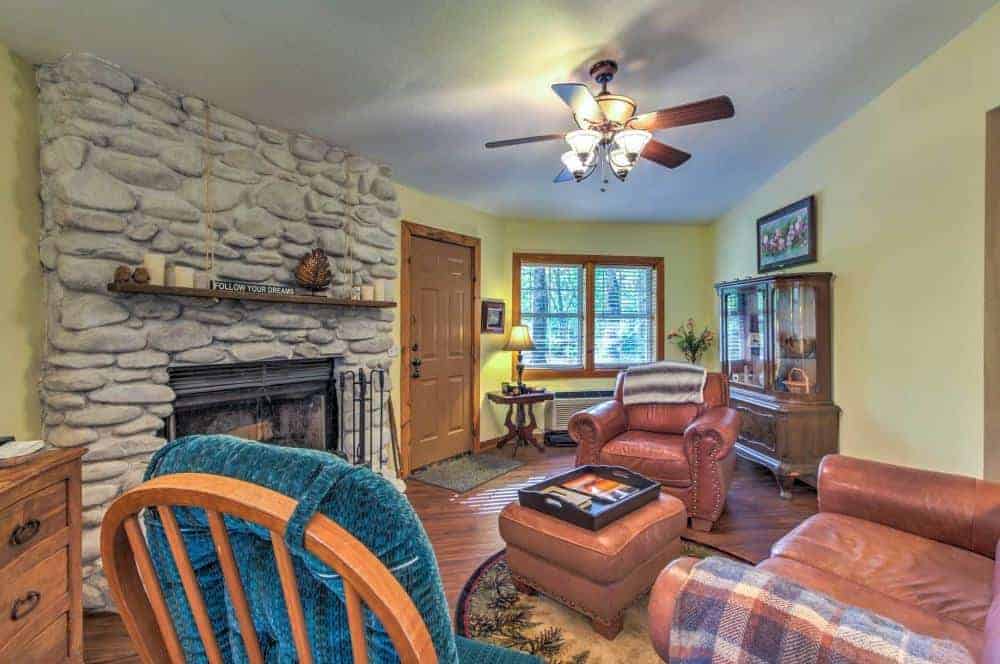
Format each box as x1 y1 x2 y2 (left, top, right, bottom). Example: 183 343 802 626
410 454 523 493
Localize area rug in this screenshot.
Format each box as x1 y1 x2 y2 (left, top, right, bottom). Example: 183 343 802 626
456 542 735 663
410 453 523 493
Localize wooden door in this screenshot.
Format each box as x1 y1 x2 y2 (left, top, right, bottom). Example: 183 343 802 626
407 235 475 468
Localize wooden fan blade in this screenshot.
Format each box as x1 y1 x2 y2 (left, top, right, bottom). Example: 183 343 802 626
629 96 734 131
642 140 692 169
554 167 575 183
485 134 565 149
551 83 605 125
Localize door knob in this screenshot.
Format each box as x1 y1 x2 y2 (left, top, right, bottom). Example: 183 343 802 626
410 356 422 378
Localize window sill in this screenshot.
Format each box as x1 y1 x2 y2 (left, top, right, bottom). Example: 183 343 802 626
521 367 624 380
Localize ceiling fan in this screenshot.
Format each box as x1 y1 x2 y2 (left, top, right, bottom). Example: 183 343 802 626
485 60 735 186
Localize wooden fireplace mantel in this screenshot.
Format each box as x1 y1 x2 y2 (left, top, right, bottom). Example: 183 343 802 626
107 282 397 308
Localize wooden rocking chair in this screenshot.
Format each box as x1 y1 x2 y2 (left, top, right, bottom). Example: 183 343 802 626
101 472 438 664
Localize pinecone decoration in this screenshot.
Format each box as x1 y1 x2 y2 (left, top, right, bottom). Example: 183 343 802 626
295 248 332 292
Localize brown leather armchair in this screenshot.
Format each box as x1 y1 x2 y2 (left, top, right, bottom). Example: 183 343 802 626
568 371 740 531
649 455 1000 662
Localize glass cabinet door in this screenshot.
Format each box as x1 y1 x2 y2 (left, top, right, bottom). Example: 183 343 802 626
772 283 820 395
723 287 767 388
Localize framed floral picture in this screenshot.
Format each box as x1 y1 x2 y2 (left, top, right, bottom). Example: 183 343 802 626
757 195 817 273
481 299 505 334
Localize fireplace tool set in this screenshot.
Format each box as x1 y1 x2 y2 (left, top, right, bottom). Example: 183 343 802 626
339 367 399 477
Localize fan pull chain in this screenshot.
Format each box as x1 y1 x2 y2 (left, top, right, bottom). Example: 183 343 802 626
202 102 216 274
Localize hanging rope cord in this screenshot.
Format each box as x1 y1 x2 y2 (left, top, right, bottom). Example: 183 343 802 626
202 102 216 273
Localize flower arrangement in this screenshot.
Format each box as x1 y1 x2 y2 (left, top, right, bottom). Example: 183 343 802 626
667 318 715 365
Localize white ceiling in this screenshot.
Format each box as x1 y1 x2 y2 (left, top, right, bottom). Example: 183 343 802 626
0 0 994 222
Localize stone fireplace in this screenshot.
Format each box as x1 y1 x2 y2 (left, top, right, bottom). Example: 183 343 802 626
35 53 400 608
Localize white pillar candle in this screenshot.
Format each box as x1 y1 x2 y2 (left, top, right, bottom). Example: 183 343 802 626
167 265 195 289
374 279 386 301
361 285 375 301
143 253 166 286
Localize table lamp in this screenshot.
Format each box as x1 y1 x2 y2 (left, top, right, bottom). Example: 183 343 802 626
504 324 535 389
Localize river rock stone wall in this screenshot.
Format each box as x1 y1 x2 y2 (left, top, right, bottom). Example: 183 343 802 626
36 54 400 609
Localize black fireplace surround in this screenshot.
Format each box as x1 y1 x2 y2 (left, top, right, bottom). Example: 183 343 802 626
167 358 341 453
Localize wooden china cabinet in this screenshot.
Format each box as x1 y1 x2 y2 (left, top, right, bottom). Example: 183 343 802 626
715 272 839 497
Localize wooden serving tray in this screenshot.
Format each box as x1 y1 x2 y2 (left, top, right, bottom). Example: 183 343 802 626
518 465 660 531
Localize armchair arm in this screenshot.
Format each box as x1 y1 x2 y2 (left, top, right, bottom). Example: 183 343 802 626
683 407 741 529
818 454 1000 558
684 407 741 461
648 557 700 662
568 400 627 465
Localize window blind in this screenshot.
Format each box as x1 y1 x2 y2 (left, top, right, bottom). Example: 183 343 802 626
594 265 654 367
519 263 584 368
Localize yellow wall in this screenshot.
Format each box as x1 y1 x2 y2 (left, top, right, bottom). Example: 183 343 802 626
397 183 716 443
0 46 41 440
710 5 1000 478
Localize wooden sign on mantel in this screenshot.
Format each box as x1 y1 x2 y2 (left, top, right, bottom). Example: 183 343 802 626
211 280 296 296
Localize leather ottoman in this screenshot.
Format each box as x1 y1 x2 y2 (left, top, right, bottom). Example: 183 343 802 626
498 493 687 639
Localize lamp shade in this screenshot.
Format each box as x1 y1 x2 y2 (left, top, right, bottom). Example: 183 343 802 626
503 325 535 352
565 129 601 156
613 129 652 157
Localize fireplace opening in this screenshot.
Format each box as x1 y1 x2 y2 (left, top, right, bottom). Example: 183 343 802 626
167 358 340 453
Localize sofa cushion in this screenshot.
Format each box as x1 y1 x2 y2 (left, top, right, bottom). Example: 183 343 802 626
983 542 1000 664
757 557 984 659
599 431 690 486
771 513 994 631
624 403 700 435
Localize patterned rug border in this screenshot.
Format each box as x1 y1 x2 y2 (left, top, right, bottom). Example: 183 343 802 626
454 540 746 638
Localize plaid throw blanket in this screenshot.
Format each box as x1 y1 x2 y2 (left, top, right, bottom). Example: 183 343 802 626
669 557 974 664
622 361 706 406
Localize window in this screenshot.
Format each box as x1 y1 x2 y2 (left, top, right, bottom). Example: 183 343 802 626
513 254 664 378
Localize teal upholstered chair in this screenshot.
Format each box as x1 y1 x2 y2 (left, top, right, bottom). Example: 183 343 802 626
101 435 539 663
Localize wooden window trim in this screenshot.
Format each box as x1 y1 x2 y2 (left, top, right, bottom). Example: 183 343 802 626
512 253 665 380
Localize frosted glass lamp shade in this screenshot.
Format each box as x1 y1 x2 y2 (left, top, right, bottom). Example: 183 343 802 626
613 129 652 157
503 325 535 351
609 148 634 173
565 129 601 156
561 150 595 177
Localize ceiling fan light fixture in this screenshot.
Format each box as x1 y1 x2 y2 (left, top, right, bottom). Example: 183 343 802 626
609 148 634 180
561 150 594 179
614 129 652 158
596 94 637 125
565 129 601 158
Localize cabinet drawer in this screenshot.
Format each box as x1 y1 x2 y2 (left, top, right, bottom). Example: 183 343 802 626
734 404 779 453
0 481 67 569
0 546 68 644
8 612 68 664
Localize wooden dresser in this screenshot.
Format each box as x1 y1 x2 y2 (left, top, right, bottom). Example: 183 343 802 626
0 448 84 663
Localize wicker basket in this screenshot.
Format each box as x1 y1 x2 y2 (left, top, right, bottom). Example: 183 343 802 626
785 367 812 394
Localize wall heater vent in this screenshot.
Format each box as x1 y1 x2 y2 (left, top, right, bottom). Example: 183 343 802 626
546 390 614 433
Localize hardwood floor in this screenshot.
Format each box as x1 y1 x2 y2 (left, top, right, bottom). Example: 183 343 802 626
83 448 817 663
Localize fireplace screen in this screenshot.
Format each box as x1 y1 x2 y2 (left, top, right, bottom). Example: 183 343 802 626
168 359 339 453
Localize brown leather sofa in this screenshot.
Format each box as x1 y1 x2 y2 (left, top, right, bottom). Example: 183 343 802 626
568 372 740 531
649 455 1000 662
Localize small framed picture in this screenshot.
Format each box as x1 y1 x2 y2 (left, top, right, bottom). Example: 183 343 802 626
481 299 505 334
757 195 817 273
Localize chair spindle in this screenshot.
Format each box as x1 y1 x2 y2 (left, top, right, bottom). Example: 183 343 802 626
159 506 226 664
272 536 315 664
206 510 265 664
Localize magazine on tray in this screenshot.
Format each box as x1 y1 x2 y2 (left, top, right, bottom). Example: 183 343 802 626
560 473 639 503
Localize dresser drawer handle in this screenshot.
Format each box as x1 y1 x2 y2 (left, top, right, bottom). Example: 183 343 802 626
11 591 40 621
10 519 40 546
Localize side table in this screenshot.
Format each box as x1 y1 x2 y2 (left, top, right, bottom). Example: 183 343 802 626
486 390 554 456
